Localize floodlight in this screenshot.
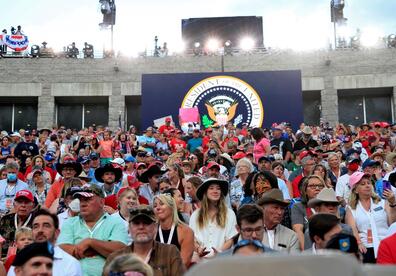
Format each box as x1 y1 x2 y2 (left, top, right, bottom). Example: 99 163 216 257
240 37 255 51
206 38 219 52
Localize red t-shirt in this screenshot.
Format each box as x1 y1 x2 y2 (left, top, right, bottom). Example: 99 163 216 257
159 125 174 134
377 233 396 264
169 138 186 152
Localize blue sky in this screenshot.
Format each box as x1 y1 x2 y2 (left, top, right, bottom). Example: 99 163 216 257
2 0 396 54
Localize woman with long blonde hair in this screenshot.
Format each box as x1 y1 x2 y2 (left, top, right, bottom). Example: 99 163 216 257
153 193 194 267
189 178 237 259
345 171 396 263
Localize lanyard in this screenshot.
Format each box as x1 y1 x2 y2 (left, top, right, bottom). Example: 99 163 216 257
143 248 153 264
158 224 175 245
15 214 32 230
82 215 106 238
5 184 16 197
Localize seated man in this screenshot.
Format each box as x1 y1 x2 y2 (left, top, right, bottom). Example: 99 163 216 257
106 205 185 276
0 190 35 258
304 188 353 249
57 185 128 276
220 204 273 255
12 242 54 276
307 213 342 253
257 189 300 252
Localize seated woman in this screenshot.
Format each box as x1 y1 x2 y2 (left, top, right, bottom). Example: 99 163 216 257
153 193 194 267
291 175 325 250
242 171 278 205
163 187 189 223
189 178 237 259
112 187 140 245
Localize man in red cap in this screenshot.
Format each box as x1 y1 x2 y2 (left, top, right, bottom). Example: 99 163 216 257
169 130 186 153
0 190 36 257
159 117 174 134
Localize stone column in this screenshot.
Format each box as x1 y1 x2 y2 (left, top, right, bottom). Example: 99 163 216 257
108 82 125 130
320 75 339 126
37 83 55 129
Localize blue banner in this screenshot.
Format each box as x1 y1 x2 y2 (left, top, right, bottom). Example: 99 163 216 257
141 71 303 129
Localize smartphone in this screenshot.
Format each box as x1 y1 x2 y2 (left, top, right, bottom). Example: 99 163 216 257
383 180 391 191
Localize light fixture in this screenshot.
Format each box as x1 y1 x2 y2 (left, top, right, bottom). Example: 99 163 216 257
224 40 233 55
193 42 202 56
387 34 396 48
30 45 40 58
240 37 255 51
206 38 219 53
350 36 360 49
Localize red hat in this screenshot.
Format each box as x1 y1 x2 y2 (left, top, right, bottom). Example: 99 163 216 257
299 150 316 160
205 128 213 132
380 122 390 128
15 190 34 202
135 162 147 169
206 161 220 170
232 151 246 160
127 175 142 189
165 117 171 122
176 129 183 134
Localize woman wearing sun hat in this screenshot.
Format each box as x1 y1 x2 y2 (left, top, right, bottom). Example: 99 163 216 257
189 178 237 259
345 171 396 263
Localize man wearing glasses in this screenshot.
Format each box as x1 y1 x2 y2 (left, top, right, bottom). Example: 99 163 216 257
0 162 29 214
219 204 274 256
0 190 35 258
258 189 300 252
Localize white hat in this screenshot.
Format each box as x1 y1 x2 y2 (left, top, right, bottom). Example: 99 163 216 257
10 132 21 138
111 157 126 168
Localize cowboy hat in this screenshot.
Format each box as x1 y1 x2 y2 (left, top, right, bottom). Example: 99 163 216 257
256 189 289 207
139 164 164 183
94 163 123 183
307 188 340 208
196 178 229 201
220 153 235 166
55 158 82 176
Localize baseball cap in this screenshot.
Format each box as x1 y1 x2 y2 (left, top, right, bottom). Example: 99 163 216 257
206 161 220 170
14 190 34 202
165 117 171 122
31 167 43 176
129 205 156 223
78 156 91 164
10 132 22 138
232 151 247 160
73 185 104 198
349 172 370 189
124 155 136 163
362 159 380 170
44 152 56 161
89 152 99 159
111 157 126 167
12 242 54 267
346 155 360 164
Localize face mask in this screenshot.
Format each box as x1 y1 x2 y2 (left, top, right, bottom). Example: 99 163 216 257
7 173 17 182
347 163 359 172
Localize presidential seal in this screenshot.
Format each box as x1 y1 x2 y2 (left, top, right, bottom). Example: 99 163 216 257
181 75 264 127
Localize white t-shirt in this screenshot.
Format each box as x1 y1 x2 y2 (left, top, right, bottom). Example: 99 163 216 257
189 207 237 257
335 173 351 200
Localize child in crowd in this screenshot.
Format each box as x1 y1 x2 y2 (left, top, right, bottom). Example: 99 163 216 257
4 227 33 272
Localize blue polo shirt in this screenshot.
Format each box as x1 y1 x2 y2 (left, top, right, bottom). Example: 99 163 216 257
0 179 29 212
57 213 128 276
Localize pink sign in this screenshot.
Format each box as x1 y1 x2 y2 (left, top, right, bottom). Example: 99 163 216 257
179 107 200 123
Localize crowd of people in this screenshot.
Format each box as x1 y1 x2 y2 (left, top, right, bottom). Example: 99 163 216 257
0 120 395 275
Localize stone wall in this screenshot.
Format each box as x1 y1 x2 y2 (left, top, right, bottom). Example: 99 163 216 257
1 48 396 129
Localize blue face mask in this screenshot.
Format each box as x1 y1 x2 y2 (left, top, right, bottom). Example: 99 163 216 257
7 173 17 182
